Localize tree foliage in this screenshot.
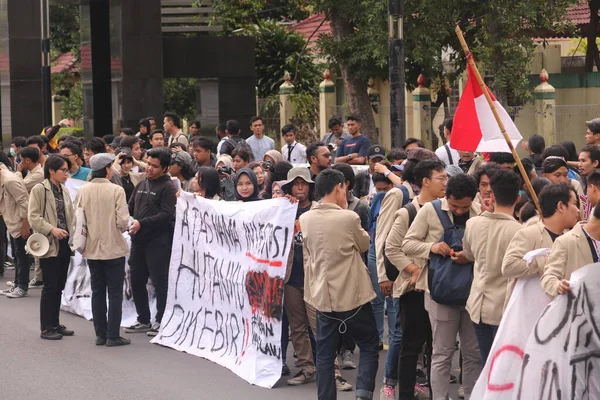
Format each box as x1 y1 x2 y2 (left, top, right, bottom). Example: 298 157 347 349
163 78 199 121
50 4 80 56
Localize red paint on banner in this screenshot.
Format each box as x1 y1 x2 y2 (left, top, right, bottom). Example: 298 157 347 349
487 345 525 391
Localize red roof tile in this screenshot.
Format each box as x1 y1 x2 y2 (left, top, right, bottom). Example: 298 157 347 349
567 0 591 26
289 14 331 47
51 51 78 73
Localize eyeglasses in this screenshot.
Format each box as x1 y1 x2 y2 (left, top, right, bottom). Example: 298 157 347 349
59 167 69 173
431 176 449 183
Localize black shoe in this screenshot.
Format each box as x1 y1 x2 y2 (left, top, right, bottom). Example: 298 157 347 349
57 325 74 336
41 329 63 340
378 341 384 351
106 337 132 347
450 374 458 384
282 364 291 376
96 337 107 346
416 368 428 385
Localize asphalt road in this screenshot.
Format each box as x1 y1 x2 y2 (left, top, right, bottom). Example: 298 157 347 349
0 273 461 400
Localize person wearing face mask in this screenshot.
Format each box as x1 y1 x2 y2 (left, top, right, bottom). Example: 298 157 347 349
233 168 261 202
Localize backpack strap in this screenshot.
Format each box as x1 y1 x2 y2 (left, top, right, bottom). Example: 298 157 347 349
431 199 453 232
444 144 454 165
404 202 418 227
398 184 411 207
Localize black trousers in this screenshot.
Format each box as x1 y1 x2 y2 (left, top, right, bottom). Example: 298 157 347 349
129 234 172 325
89 258 126 340
39 239 71 331
0 217 6 276
13 236 31 290
397 291 433 400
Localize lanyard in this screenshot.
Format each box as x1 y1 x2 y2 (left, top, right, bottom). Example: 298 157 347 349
582 227 600 263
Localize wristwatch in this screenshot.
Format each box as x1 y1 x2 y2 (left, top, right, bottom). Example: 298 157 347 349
348 154 354 160
384 170 391 177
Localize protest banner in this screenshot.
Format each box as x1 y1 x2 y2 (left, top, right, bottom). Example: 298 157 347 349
151 193 297 388
59 178 155 327
473 264 600 399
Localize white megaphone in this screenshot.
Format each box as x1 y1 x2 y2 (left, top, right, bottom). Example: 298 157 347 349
26 233 50 258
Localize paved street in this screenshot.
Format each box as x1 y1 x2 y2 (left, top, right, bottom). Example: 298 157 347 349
0 274 460 400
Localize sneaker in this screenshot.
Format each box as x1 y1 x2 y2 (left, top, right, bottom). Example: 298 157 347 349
147 322 160 337
57 325 74 336
449 374 458 384
457 386 465 399
380 385 395 400
4 261 14 269
106 337 132 347
124 321 151 333
287 370 315 386
6 287 27 298
414 383 430 399
29 279 43 289
96 337 107 346
416 368 428 385
335 375 353 391
0 287 16 296
40 329 63 340
282 364 291 376
341 350 356 370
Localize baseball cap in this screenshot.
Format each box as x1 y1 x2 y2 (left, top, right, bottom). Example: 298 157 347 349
368 145 386 160
89 153 115 172
110 136 122 148
586 117 600 134
171 151 193 166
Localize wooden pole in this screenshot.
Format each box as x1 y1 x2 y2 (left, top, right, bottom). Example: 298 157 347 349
454 26 542 216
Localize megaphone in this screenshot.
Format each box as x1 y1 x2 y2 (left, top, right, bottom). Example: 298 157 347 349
26 233 50 258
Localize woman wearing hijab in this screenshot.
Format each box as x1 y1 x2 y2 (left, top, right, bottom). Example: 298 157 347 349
137 119 152 150
234 168 261 202
263 149 283 166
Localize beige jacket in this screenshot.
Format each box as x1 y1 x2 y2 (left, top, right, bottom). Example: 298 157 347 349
16 164 44 193
402 197 481 270
541 222 594 297
375 182 415 284
384 198 426 297
75 178 130 260
28 180 74 258
0 169 29 238
300 203 374 312
466 158 483 175
463 212 523 325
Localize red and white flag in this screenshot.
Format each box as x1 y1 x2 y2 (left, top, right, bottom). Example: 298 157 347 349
450 64 522 153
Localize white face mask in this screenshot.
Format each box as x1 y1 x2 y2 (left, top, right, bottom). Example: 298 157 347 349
9 148 17 157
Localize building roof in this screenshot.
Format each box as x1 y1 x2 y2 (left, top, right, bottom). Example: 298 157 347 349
567 1 591 26
51 51 79 74
289 14 331 47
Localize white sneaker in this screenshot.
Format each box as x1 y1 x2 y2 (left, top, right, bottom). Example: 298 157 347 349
6 287 27 298
458 385 465 398
341 350 356 370
0 287 16 296
124 321 151 333
147 322 160 337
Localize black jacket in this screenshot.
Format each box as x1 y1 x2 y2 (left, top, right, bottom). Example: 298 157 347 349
354 170 371 199
128 174 177 243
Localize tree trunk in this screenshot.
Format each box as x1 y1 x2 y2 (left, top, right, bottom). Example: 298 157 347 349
585 0 600 72
330 11 379 143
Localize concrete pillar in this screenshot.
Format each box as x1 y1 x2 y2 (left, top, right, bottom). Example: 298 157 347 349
279 72 294 132
319 69 335 138
534 69 556 145
411 74 433 149
51 96 62 126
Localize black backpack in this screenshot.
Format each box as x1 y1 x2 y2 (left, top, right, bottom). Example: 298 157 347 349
384 201 418 281
224 137 255 160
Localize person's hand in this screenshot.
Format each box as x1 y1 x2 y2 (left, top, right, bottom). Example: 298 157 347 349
115 152 124 163
129 220 141 235
171 145 183 153
21 226 31 240
175 189 181 198
451 251 471 264
51 227 69 239
409 268 421 286
482 198 494 213
373 163 388 174
520 141 529 151
431 242 452 256
380 281 394 297
557 279 571 295
16 161 23 173
58 119 73 128
285 194 298 204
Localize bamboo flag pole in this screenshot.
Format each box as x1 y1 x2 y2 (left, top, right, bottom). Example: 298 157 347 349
454 26 542 216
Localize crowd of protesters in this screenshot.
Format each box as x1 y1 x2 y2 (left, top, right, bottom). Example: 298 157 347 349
1 112 600 400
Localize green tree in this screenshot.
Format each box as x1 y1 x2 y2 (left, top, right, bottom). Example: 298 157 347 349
163 78 199 121
50 4 80 56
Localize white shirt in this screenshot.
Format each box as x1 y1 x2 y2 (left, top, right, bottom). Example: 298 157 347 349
435 143 460 166
216 137 227 155
246 135 275 161
281 141 307 164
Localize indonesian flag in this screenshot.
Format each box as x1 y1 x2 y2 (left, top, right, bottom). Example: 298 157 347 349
450 64 522 153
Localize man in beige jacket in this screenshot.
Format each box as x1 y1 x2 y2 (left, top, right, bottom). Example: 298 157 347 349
75 154 131 346
541 203 599 297
502 183 580 303
382 159 448 400
0 168 31 298
463 169 523 366
300 168 377 400
402 173 481 400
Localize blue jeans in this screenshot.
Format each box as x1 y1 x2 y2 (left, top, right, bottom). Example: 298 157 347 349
316 303 379 400
473 322 498 367
383 298 402 386
367 242 394 343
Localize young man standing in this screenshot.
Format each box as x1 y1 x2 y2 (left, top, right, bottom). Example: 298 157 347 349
246 116 274 162
382 159 448 400
26 136 48 166
164 112 189 148
334 115 370 165
16 147 44 193
462 169 523 365
281 124 307 164
301 168 378 400
402 173 481 400
0 168 31 298
191 137 216 169
150 130 165 149
215 123 228 155
125 148 177 337
322 117 350 148
306 142 332 181
59 141 91 180
435 117 459 166
584 117 600 146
